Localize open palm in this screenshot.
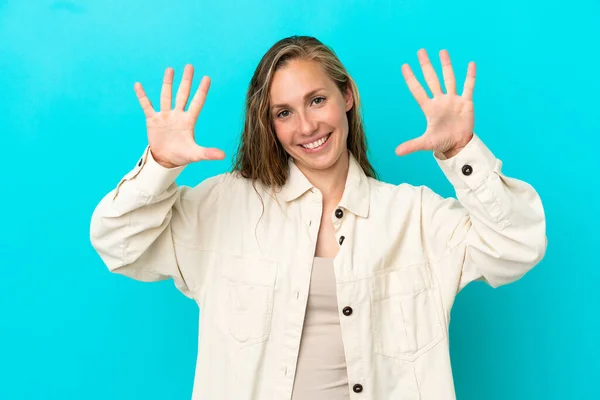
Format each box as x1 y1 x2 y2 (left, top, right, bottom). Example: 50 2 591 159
134 65 225 168
396 49 476 158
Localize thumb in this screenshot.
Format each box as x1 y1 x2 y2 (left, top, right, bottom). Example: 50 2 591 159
395 135 430 157
188 145 226 162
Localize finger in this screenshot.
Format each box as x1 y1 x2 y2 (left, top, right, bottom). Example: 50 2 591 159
188 145 226 162
160 67 174 112
440 49 456 94
134 82 155 118
175 64 194 111
401 64 429 108
462 62 477 101
395 136 431 157
188 76 211 121
417 49 443 96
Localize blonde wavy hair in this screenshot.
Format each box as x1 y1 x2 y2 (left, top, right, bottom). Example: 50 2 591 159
231 35 378 188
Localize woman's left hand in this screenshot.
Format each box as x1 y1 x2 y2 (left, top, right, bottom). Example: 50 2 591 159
395 49 476 159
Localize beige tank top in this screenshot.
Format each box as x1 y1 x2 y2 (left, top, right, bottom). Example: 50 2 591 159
291 257 350 399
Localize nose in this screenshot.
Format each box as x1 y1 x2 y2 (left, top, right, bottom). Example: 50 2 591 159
297 111 318 137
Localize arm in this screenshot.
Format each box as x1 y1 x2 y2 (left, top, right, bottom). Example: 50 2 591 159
90 146 223 299
396 49 547 295
422 133 547 292
90 64 226 300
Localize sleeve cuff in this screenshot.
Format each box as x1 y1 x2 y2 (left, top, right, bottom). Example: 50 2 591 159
433 133 499 191
116 146 185 196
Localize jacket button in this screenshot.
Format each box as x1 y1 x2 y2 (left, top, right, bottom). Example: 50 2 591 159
353 384 363 393
342 306 353 316
339 236 345 245
137 158 143 167
461 164 473 176
335 208 344 219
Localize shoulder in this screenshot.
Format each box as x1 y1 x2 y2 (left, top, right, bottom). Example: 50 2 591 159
368 177 425 200
177 171 250 202
185 171 252 190
365 178 464 229
191 171 274 202
175 172 260 217
367 177 455 210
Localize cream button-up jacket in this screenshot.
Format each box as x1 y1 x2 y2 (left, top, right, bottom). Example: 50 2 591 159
90 133 547 399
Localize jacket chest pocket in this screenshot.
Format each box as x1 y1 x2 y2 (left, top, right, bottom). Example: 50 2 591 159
370 264 443 362
215 255 278 347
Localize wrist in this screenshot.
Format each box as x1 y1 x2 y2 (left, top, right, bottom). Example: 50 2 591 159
150 149 180 169
442 147 463 159
442 133 474 158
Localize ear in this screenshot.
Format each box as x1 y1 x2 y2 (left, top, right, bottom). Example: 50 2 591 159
344 85 354 112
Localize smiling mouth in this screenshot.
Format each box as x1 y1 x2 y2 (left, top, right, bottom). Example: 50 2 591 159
299 133 332 149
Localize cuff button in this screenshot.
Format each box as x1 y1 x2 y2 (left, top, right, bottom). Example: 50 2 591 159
461 165 473 176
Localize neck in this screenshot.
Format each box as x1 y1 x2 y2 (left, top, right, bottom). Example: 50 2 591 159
296 150 350 205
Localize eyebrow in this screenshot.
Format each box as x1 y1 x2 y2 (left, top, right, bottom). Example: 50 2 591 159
270 88 327 110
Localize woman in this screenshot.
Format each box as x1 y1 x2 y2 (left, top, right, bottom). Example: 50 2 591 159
90 36 547 399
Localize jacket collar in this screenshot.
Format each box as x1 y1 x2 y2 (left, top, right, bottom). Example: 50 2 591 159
278 151 371 218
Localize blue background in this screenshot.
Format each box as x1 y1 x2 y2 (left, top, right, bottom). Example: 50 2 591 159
1 0 598 398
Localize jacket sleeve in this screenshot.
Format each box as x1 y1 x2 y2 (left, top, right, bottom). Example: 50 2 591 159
89 146 224 300
421 133 547 297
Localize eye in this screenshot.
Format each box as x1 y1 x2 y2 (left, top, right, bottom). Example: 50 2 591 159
276 110 290 119
312 96 326 105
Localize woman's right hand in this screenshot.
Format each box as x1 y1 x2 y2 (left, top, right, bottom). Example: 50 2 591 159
134 65 225 169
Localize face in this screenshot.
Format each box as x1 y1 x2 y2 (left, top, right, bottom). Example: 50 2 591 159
269 59 353 173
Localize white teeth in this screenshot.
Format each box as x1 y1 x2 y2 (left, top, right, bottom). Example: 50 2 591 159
301 134 329 149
